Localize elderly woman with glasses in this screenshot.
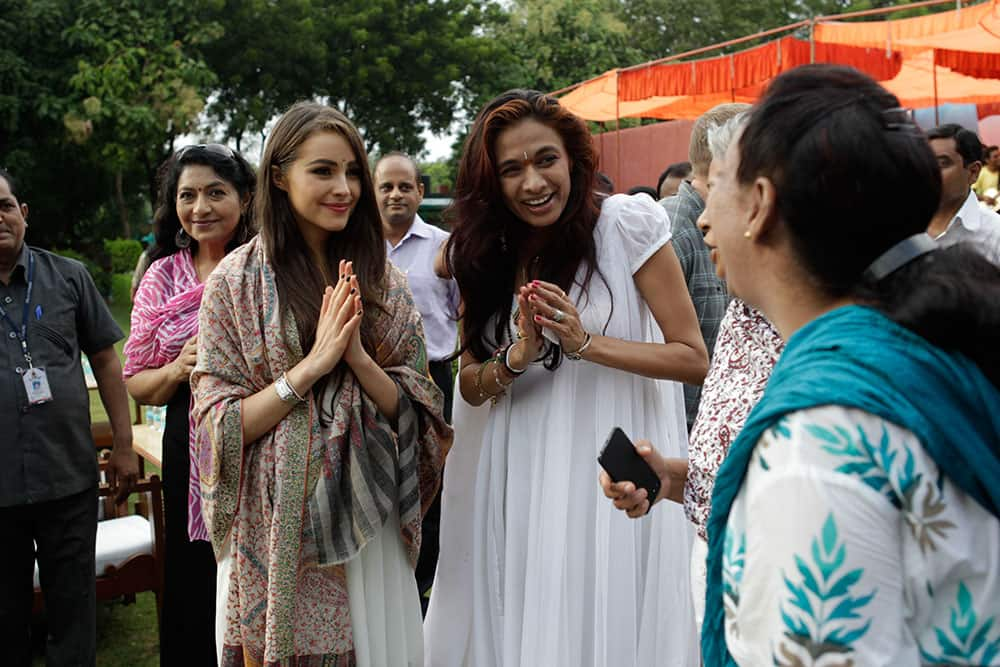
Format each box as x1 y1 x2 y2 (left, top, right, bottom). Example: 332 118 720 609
124 143 256 665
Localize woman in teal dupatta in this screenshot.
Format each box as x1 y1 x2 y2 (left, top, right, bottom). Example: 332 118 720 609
606 65 1000 666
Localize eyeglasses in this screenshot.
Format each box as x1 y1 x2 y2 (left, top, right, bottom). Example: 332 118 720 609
175 143 237 161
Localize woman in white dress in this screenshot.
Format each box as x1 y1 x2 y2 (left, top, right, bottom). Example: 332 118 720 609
424 89 708 667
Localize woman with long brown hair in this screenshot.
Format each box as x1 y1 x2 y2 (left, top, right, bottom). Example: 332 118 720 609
425 89 707 667
191 102 450 666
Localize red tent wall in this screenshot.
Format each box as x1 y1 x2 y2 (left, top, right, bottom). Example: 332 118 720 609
592 120 695 194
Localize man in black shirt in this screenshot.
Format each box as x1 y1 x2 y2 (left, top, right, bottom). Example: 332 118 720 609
0 168 138 666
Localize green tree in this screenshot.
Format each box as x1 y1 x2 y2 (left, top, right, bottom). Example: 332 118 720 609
494 0 644 94
198 0 328 152
201 0 505 156
62 0 218 237
0 0 119 251
420 159 454 193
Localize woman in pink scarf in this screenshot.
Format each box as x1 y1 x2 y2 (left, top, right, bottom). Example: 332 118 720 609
123 144 255 665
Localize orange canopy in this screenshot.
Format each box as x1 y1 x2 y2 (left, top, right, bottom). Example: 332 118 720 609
618 36 902 101
558 0 1000 122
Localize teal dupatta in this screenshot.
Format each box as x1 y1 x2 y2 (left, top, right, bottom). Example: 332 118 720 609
701 305 1000 666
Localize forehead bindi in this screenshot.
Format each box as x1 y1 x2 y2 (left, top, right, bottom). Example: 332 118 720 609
495 119 566 166
178 165 228 192
299 131 357 167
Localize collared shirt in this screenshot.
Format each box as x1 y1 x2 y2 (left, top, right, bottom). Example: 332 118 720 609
683 299 783 542
385 215 459 361
0 245 123 507
660 181 730 429
934 190 1000 266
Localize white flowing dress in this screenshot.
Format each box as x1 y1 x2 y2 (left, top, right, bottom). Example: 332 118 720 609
425 194 699 667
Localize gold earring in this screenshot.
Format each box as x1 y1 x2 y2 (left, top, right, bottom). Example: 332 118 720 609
744 230 752 239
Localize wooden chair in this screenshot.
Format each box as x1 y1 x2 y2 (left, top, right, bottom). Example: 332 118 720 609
33 466 166 627
93 471 165 621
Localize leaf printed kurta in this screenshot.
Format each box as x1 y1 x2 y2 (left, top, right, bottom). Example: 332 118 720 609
191 238 451 666
721 405 1000 666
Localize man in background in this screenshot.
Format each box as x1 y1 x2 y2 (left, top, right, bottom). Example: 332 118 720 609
927 125 1000 265
656 161 692 200
374 152 459 614
0 167 137 665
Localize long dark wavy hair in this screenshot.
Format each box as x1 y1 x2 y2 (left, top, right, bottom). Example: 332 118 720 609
445 89 603 366
257 102 386 373
149 145 256 262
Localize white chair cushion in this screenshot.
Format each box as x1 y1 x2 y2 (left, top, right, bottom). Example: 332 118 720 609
33 515 153 588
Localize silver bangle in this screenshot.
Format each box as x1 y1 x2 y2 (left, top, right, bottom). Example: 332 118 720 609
274 372 305 403
504 343 527 375
564 332 593 361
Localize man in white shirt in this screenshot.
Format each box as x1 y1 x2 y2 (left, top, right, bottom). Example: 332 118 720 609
926 124 1000 265
375 152 459 613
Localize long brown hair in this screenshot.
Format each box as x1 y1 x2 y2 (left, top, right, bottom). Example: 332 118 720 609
257 102 386 362
445 89 602 366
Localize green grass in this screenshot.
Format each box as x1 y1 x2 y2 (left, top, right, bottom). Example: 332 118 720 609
33 299 161 665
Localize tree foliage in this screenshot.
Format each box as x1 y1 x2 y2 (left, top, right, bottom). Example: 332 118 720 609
62 0 218 236
0 0 946 250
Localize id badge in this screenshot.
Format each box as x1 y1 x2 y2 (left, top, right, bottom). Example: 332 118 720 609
23 367 54 405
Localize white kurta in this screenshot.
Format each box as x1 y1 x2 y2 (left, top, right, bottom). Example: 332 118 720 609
722 405 1000 666
425 194 699 667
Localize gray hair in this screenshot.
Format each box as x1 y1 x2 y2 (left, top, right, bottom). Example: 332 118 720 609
707 112 749 164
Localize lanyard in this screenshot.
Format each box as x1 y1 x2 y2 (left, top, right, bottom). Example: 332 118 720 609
0 251 35 366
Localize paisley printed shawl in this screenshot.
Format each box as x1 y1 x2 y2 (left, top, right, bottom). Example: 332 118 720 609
191 237 451 663
309 262 451 566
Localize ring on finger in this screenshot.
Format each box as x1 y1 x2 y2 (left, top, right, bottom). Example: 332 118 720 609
552 308 566 323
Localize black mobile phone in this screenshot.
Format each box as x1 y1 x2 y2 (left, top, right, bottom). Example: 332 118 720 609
597 427 661 511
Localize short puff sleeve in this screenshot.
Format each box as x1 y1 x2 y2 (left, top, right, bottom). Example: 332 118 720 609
608 193 674 274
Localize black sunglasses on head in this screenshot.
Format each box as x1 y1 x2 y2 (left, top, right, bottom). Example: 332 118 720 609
176 143 236 161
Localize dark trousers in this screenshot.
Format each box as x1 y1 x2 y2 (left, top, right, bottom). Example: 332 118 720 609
0 486 98 667
416 359 454 614
428 359 454 424
161 387 217 666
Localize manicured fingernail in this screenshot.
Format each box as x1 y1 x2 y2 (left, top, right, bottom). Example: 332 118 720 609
534 314 541 322
350 288 356 294
532 280 539 286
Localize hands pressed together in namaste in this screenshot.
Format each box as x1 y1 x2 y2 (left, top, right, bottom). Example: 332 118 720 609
303 259 366 379
508 279 590 369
